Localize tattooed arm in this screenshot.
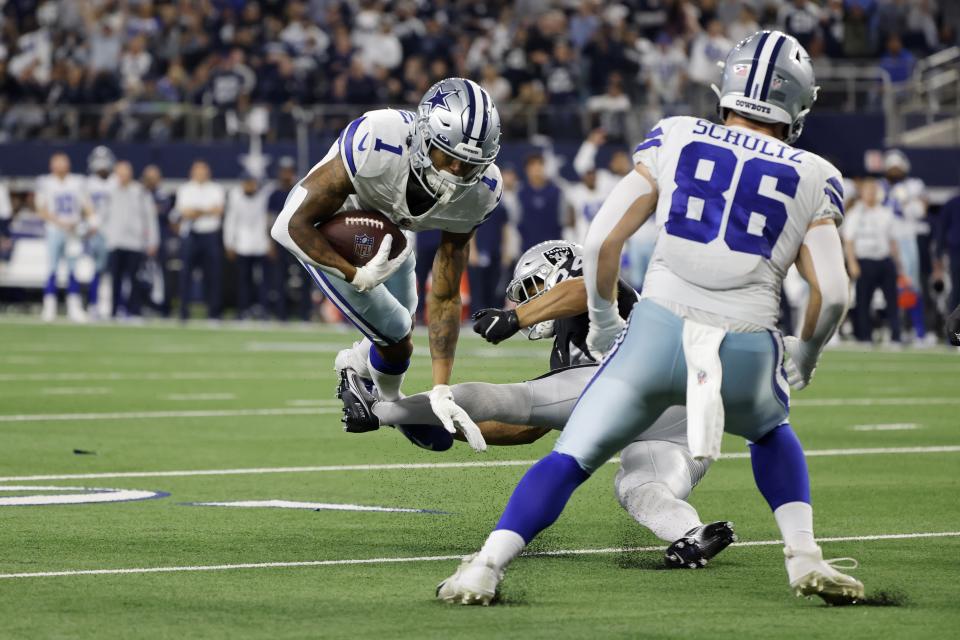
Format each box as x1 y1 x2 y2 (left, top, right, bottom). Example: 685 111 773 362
428 231 471 385
271 156 358 281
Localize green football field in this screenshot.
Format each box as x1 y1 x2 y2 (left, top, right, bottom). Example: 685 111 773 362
0 319 958 639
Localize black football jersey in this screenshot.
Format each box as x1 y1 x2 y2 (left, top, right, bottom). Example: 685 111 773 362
548 252 639 370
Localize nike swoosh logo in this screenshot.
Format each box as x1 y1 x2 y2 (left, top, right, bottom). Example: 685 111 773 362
358 133 369 151
485 316 499 336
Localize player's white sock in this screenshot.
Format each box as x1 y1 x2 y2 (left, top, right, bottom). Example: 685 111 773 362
478 529 525 571
367 345 407 402
621 483 703 542
774 501 817 552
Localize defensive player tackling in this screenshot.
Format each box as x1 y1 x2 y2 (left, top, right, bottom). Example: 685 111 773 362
438 31 864 606
339 240 736 569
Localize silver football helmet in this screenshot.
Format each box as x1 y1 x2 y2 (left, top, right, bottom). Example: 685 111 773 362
506 240 582 341
410 77 501 204
88 145 116 174
714 30 818 144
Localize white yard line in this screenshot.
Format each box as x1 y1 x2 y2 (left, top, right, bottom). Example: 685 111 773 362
2 445 957 483
851 423 921 432
0 372 324 382
1 531 957 580
165 393 237 402
0 407 340 423
40 387 112 396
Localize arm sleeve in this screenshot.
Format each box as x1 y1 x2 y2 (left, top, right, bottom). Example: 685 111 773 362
798 222 849 355
572 140 598 177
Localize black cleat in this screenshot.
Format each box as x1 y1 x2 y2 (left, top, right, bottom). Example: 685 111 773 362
665 521 737 569
336 368 381 433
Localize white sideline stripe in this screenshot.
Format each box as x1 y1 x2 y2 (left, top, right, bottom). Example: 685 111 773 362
1 531 957 580
793 397 960 407
166 393 237 401
0 407 341 423
40 387 112 396
851 423 921 432
2 445 958 482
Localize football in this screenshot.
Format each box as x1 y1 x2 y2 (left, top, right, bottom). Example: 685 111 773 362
317 210 407 267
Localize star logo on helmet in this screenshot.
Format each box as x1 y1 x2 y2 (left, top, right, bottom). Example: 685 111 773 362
424 85 455 113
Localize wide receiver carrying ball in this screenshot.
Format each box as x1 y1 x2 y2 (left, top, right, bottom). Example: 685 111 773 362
318 210 407 267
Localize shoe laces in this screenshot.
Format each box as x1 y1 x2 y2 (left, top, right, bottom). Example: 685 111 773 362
824 557 859 571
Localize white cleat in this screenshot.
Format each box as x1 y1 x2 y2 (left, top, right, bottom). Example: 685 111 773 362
785 546 864 605
436 553 503 606
41 294 57 322
66 294 87 323
334 340 371 379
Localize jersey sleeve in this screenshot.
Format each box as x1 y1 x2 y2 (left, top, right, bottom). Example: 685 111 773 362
465 165 504 234
812 159 845 227
337 109 405 185
632 118 678 179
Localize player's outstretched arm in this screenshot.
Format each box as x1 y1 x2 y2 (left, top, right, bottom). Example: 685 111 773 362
270 156 359 282
428 231 471 385
473 278 588 344
583 165 658 357
787 219 849 390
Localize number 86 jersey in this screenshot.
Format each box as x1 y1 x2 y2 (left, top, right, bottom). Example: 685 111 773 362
634 116 844 330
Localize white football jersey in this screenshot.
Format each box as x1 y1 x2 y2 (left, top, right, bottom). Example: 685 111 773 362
35 173 89 231
310 109 503 235
85 174 116 228
634 116 843 329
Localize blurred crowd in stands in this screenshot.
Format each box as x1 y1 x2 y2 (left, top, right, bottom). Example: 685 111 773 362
1 0 958 141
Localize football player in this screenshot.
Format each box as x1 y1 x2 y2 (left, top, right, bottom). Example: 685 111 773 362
272 78 502 451
339 240 735 569
36 153 94 322
84 146 117 320
439 31 864 606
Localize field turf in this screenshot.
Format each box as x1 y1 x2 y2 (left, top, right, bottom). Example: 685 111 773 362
0 319 958 639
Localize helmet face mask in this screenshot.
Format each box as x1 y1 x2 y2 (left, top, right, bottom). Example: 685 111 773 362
714 30 818 144
505 240 582 341
410 78 501 204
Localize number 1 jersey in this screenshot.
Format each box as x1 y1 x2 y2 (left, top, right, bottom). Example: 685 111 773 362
634 116 844 329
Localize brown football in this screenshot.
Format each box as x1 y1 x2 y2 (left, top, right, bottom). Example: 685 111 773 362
317 210 407 267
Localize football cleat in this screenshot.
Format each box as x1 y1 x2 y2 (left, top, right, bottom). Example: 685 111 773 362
665 521 737 569
336 368 380 433
334 340 371 379
436 553 502 606
785 546 864 605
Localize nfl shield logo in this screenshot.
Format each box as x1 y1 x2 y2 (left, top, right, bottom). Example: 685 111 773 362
354 234 375 259
697 370 707 385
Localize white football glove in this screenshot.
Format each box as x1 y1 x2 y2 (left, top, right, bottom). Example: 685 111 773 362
350 235 413 292
586 308 625 361
428 384 487 452
782 335 818 391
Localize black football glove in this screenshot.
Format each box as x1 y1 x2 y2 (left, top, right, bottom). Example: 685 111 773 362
947 303 960 347
472 308 521 344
